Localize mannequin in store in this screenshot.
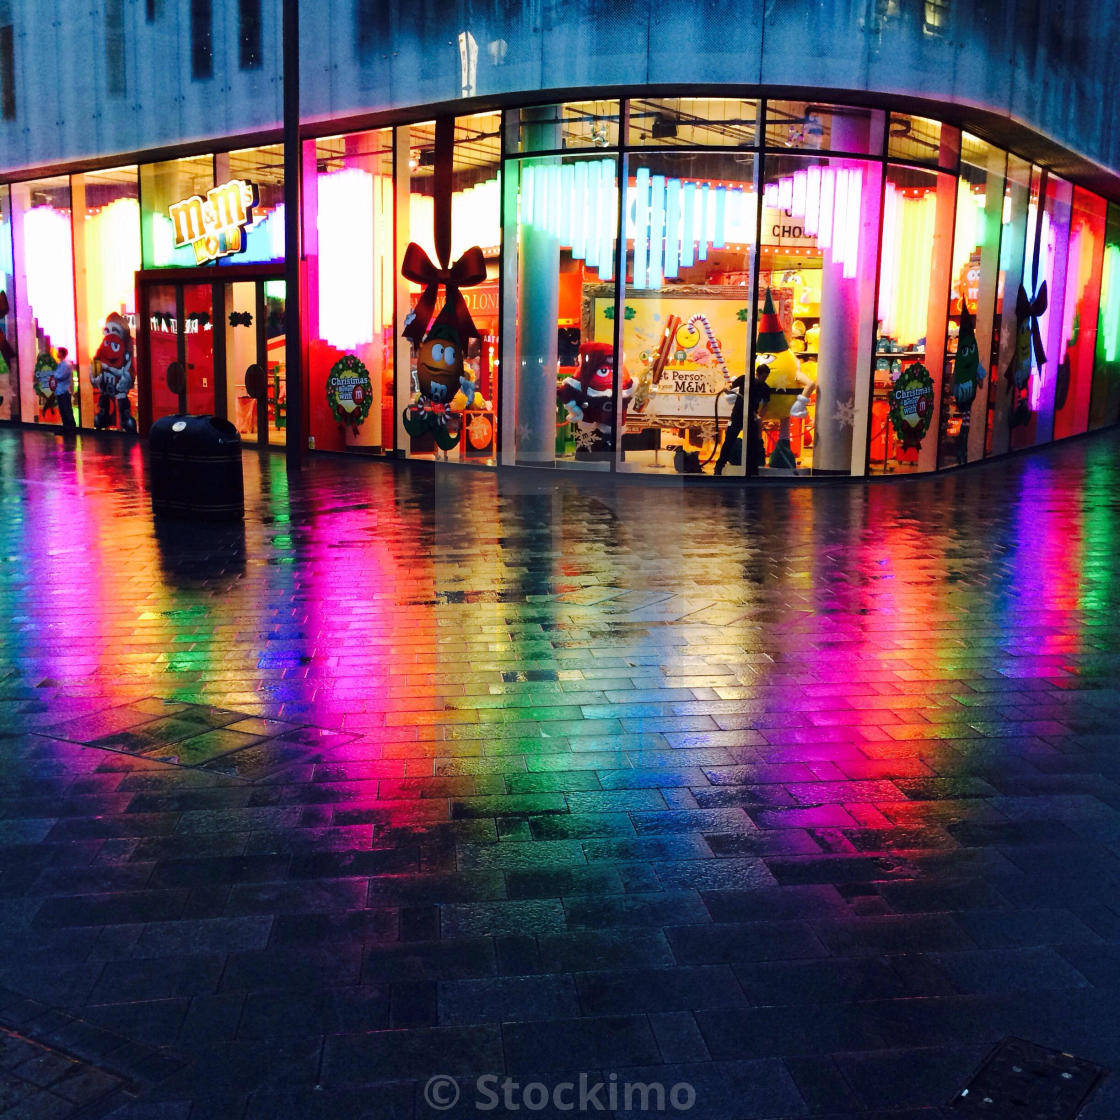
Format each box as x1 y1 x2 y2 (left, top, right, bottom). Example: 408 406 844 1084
755 289 815 469
557 341 634 459
92 313 138 433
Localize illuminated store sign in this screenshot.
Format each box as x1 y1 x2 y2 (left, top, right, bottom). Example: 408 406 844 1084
168 180 257 264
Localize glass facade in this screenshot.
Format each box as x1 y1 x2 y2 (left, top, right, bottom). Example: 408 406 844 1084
10 176 77 427
1 95 1118 477
0 186 14 423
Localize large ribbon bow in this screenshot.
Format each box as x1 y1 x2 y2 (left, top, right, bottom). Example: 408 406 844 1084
1017 281 1048 367
401 241 486 346
401 115 488 347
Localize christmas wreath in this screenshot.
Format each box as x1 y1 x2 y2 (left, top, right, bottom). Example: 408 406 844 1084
34 352 59 414
326 354 373 430
887 362 935 451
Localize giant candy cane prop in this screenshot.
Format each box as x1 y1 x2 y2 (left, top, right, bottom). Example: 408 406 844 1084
686 314 730 387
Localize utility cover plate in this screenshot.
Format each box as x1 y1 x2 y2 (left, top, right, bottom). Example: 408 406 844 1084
951 1036 1107 1119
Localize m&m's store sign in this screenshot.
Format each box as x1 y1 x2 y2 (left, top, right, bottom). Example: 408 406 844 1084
168 179 257 264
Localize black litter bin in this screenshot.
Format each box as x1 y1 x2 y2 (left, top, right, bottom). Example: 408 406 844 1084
149 415 244 520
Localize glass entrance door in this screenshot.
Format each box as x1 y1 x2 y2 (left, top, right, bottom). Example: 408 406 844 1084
225 280 286 447
140 276 284 441
144 282 217 423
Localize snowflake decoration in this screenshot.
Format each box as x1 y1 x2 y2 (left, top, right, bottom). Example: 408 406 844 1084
833 395 856 429
515 422 533 446
573 423 601 452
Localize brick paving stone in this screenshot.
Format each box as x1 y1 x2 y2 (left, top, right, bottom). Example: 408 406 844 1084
3 427 1120 1117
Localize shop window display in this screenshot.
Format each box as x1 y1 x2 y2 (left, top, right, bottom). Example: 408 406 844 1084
139 155 215 269
74 166 141 434
985 154 1032 457
755 144 882 476
503 105 617 468
217 144 285 266
1089 203 1120 429
1051 186 1106 440
871 159 958 473
614 150 755 476
1008 169 1072 449
0 187 14 422
935 136 1006 468
306 129 394 453
9 176 78 428
401 112 501 465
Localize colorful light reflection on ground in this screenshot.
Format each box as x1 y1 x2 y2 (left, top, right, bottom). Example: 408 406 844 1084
2 427 1120 1118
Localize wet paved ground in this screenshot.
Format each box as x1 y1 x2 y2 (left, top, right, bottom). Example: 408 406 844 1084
2 425 1120 1120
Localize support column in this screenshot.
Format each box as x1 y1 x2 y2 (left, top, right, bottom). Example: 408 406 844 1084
514 107 562 464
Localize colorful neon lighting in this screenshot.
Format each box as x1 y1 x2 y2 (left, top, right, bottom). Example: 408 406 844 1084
23 205 77 354
1102 244 1120 361
877 183 937 345
318 168 375 351
83 197 140 327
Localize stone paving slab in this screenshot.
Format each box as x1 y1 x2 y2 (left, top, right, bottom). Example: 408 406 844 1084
2 427 1120 1118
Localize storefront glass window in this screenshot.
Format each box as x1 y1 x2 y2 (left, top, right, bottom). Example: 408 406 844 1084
765 102 880 155
870 163 956 473
1089 203 1120 430
1052 185 1107 440
754 146 882 477
306 128 394 453
935 136 1006 468
888 114 957 170
631 98 757 148
615 150 755 476
507 100 620 153
0 186 14 423
10 176 77 427
986 154 1032 456
502 135 617 468
217 144 284 265
139 155 215 268
1010 169 1072 448
74 166 141 433
401 112 501 465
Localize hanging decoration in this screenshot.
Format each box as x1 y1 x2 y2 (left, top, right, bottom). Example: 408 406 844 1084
950 304 986 407
1006 281 1047 427
401 116 487 452
327 354 374 431
888 362 935 450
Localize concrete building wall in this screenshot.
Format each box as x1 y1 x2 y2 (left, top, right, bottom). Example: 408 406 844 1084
0 0 1117 177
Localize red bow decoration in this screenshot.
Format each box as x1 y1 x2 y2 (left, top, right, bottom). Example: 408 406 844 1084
401 241 486 346
1018 280 1048 366
401 115 487 346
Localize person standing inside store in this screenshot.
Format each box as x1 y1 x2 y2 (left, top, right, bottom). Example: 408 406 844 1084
713 373 745 476
52 347 77 434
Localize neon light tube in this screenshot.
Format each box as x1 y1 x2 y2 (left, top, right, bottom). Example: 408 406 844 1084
681 181 696 268
665 177 681 279
649 174 666 288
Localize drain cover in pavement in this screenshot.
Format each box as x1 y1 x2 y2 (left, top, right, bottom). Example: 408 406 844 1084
37 698 356 780
951 1036 1107 1118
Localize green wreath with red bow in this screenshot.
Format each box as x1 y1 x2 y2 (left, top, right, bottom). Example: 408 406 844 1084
34 352 59 414
326 354 373 430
